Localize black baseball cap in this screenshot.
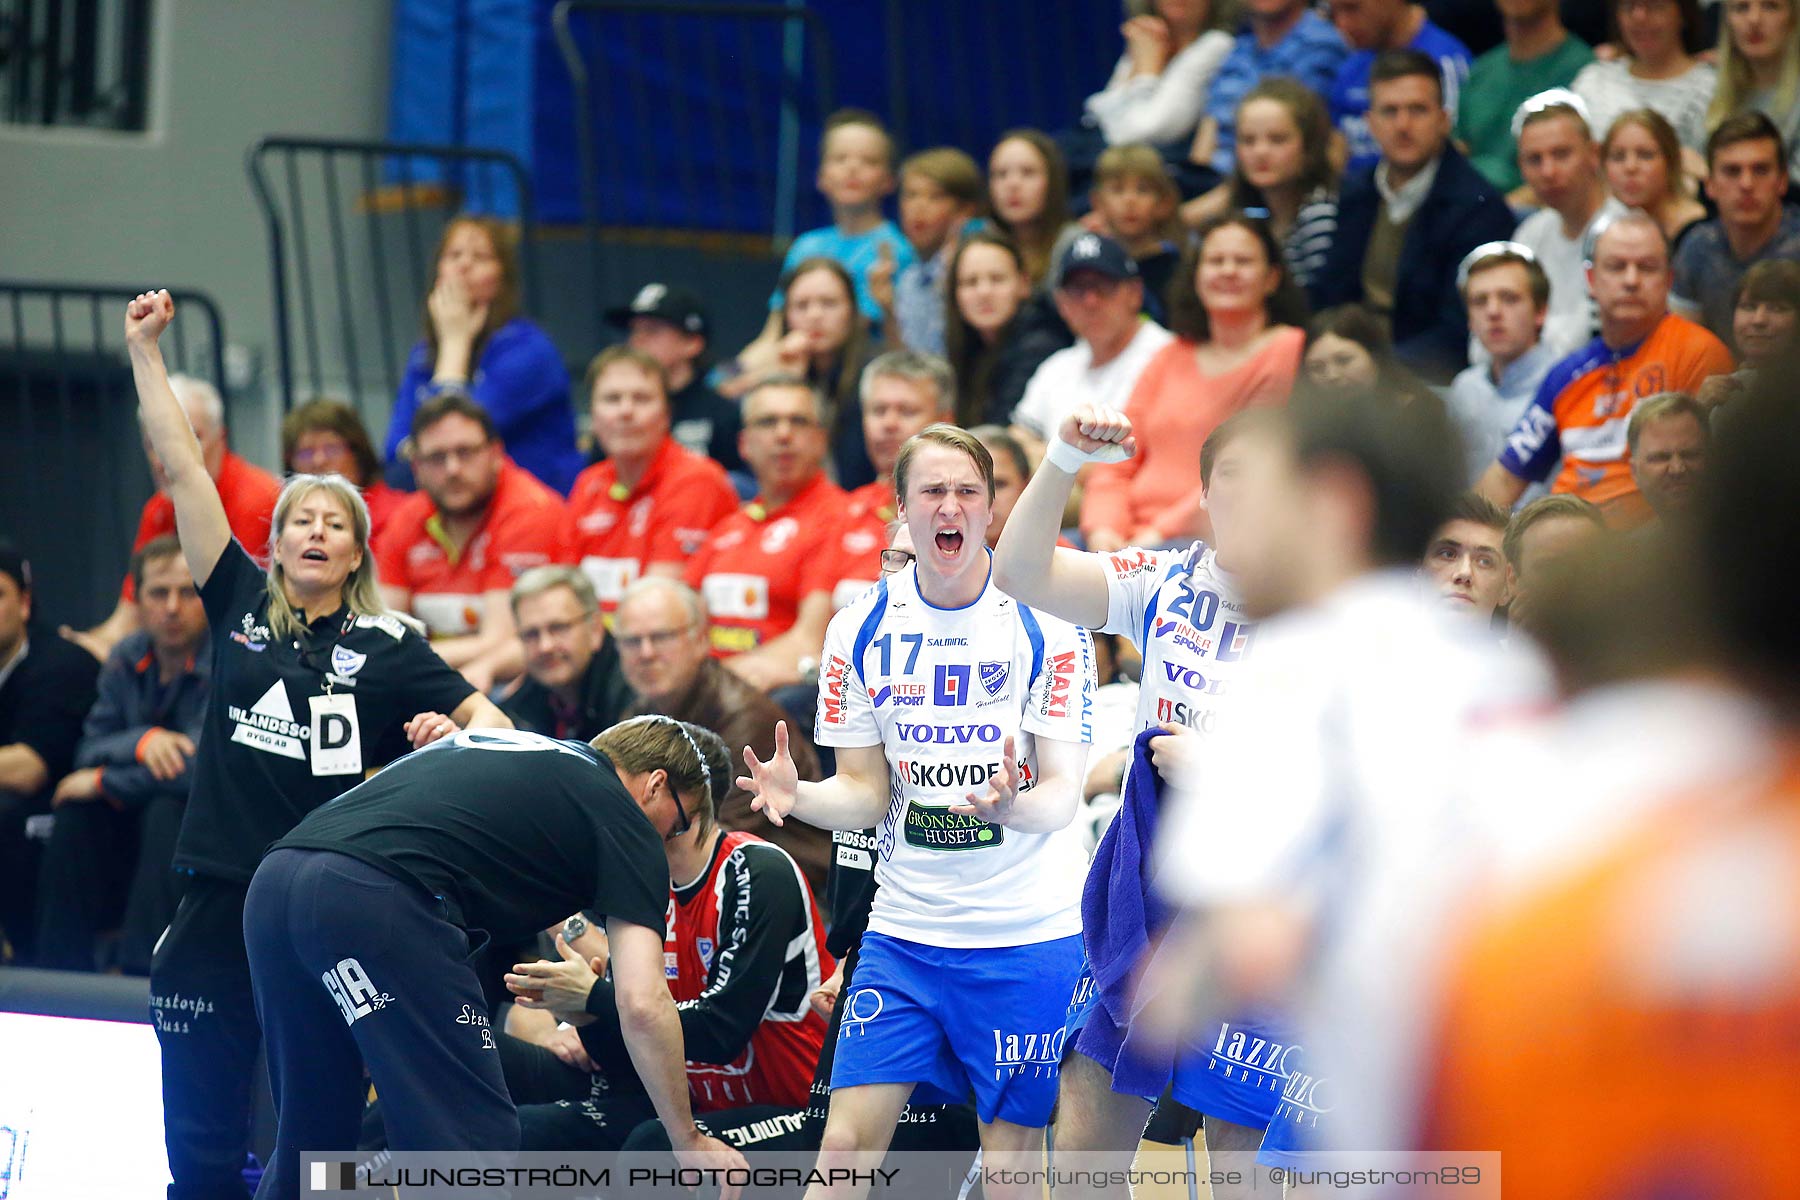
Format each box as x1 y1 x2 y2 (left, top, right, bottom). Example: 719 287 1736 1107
0 542 30 594
605 283 709 338
1055 233 1139 288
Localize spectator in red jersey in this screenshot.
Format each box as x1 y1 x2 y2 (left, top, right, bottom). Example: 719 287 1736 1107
503 714 832 1150
685 378 849 692
64 373 279 663
374 393 567 692
605 283 745 475
280 399 408 539
564 347 739 619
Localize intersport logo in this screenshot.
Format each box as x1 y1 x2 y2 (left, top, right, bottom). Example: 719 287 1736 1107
894 722 1001 744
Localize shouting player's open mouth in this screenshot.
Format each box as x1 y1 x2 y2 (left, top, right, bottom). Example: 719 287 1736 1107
935 525 964 559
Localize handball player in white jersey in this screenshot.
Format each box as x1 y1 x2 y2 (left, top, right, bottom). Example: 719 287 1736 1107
994 404 1294 1196
740 424 1096 1200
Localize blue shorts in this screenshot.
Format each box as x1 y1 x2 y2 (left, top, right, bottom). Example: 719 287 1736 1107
1063 961 1174 1102
1169 1015 1301 1130
1255 1062 1327 1167
831 930 1084 1128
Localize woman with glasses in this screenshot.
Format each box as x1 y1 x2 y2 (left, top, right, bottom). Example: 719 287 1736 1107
124 290 512 1200
281 398 408 539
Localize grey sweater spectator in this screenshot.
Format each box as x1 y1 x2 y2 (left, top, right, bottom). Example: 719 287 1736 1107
1672 112 1800 347
0 544 101 963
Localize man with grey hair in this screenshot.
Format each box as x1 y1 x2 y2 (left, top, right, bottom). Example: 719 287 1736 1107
613 575 828 892
1628 391 1710 525
67 374 281 662
1478 208 1733 525
846 349 955 523
500 566 634 741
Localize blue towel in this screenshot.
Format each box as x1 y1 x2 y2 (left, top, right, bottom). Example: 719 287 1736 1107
1080 727 1168 1026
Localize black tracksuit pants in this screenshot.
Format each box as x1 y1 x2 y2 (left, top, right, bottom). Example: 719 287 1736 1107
151 874 263 1200
242 848 517 1200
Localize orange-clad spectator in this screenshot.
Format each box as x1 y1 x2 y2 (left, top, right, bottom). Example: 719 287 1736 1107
65 374 279 663
827 350 958 612
1081 214 1307 551
279 399 409 539
564 347 738 619
1478 210 1733 526
374 393 566 691
685 377 848 691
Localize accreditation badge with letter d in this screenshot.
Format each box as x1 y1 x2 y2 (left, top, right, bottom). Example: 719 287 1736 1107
309 692 363 776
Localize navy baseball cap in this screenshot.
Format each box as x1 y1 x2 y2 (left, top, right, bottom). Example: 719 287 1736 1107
1055 233 1138 288
605 282 709 338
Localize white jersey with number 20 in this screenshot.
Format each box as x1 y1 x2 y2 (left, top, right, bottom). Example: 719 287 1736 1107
816 563 1096 949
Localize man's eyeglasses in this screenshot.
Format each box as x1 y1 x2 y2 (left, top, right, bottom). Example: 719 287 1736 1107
665 778 693 840
518 620 582 645
745 414 820 432
615 625 693 653
880 548 915 575
413 442 491 471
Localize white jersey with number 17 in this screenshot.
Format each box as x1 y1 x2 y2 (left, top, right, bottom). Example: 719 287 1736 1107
815 563 1096 949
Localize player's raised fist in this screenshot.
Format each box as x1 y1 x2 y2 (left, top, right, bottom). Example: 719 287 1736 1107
125 290 175 345
1056 403 1136 463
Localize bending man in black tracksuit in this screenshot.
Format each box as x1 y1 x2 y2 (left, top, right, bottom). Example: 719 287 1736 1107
241 718 748 1200
126 290 512 1200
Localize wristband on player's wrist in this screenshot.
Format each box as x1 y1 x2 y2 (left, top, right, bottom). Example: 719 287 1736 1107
1045 436 1089 474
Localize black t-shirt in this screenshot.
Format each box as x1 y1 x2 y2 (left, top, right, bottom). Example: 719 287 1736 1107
670 376 744 476
0 624 100 799
276 731 668 944
179 541 475 881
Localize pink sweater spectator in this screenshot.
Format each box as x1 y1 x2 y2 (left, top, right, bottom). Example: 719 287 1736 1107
1081 326 1304 542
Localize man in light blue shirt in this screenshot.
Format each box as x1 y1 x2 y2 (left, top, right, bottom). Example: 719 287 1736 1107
1446 243 1558 504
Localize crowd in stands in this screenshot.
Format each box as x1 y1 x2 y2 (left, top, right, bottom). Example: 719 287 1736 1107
5 0 1800 1185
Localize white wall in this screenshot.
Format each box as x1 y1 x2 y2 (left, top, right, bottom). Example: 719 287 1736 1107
0 0 394 465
